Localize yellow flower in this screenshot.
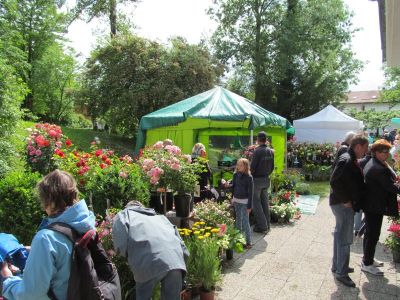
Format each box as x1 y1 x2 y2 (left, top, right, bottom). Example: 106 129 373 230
199 221 205 225
205 227 212 230
198 235 204 240
185 232 190 236
200 229 205 232
194 231 200 235
211 228 219 233
186 229 192 234
205 232 211 237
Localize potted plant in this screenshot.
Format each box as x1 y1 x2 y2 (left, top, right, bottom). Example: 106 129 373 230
385 221 400 263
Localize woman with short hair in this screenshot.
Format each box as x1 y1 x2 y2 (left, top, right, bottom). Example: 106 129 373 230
361 140 400 276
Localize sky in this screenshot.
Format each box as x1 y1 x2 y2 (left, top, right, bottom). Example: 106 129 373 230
66 0 384 92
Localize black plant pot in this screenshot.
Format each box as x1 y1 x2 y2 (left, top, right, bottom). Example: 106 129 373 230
149 192 173 214
174 193 192 217
226 249 234 260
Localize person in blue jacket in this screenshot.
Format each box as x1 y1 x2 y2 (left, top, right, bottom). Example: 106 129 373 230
1 169 95 300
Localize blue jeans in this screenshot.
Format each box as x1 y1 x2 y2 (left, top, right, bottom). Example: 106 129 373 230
331 203 354 277
253 177 270 231
234 202 252 244
136 269 182 300
354 210 363 232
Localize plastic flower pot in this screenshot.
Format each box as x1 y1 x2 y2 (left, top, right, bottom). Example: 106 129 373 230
393 248 400 263
174 193 192 217
199 288 215 300
226 248 234 260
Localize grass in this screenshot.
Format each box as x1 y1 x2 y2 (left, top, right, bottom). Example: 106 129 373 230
308 181 330 198
19 121 135 156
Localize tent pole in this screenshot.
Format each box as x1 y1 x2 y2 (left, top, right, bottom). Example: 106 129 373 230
250 129 254 145
284 129 287 172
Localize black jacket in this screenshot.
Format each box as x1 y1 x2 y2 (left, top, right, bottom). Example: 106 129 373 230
332 143 349 168
363 157 400 217
329 148 365 210
250 144 274 178
232 172 253 209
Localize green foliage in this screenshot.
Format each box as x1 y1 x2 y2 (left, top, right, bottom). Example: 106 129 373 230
85 163 150 215
55 144 149 216
81 35 223 137
185 236 221 291
295 182 311 195
347 108 400 133
209 0 362 120
380 66 400 107
65 113 93 129
194 200 234 227
31 43 78 124
270 169 303 192
308 181 330 197
0 171 43 245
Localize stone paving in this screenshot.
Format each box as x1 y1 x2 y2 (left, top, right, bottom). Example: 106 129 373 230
216 197 400 299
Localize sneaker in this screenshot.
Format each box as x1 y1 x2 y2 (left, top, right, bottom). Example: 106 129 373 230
335 275 356 288
373 259 384 267
361 261 384 276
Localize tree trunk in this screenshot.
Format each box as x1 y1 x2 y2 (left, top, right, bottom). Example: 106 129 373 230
109 0 117 38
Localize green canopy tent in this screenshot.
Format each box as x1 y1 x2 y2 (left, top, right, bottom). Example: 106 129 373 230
135 86 292 175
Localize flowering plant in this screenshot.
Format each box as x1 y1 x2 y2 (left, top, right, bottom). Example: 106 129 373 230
384 222 400 251
178 223 222 290
194 199 234 227
26 123 72 175
54 142 149 215
139 142 200 194
271 189 298 206
287 141 336 168
270 203 300 223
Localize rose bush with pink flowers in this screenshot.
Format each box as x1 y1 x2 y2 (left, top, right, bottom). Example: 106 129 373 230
139 142 200 195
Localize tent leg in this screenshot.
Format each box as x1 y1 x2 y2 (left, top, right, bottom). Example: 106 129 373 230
284 130 287 172
250 130 254 145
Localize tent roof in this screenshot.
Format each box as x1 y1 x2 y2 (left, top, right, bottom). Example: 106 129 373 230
293 105 363 129
139 86 291 131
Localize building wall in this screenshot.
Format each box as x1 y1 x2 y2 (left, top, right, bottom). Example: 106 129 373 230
342 102 400 113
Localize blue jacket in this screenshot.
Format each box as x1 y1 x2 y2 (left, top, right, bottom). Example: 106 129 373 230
2 200 95 300
232 172 254 209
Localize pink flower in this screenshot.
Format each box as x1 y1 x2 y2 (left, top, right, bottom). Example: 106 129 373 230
183 154 192 163
165 145 182 155
218 224 227 236
142 159 155 171
48 130 57 138
55 141 62 148
153 141 164 149
150 176 159 185
171 163 181 170
35 149 42 156
119 172 128 178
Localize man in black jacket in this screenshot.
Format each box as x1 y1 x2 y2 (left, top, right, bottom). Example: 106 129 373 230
330 134 368 288
250 131 274 233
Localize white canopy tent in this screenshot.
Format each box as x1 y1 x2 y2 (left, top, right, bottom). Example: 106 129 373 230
293 105 364 143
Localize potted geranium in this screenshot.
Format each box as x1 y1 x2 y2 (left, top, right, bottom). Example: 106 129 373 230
385 222 400 263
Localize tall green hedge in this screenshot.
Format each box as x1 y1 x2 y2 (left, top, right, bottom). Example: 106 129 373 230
0 172 43 245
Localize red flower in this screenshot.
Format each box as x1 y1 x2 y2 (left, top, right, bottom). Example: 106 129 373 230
54 148 65 158
48 130 57 138
99 163 107 169
105 158 112 165
95 149 102 157
65 139 72 147
101 154 107 161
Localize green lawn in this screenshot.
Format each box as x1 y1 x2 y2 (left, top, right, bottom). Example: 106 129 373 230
308 181 330 198
18 121 135 156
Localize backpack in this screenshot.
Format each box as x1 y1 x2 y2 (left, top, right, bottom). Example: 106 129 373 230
46 222 121 300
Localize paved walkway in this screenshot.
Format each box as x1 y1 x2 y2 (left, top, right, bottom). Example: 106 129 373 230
216 197 400 299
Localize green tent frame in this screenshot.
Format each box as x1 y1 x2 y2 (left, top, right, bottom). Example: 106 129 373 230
135 87 291 174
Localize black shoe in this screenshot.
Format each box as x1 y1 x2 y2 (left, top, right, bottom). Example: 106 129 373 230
354 230 359 237
336 275 356 288
331 267 354 274
253 227 268 234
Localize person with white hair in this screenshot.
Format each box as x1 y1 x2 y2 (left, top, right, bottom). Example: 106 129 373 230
332 131 356 168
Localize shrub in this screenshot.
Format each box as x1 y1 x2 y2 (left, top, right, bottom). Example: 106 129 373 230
295 182 311 195
0 171 43 245
55 144 149 215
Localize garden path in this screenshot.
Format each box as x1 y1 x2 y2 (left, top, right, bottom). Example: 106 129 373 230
216 196 400 299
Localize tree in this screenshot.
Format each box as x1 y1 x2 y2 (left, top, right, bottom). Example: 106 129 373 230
209 0 362 121
72 0 137 37
81 35 223 136
31 43 78 123
380 66 400 107
0 0 67 111
347 108 400 135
